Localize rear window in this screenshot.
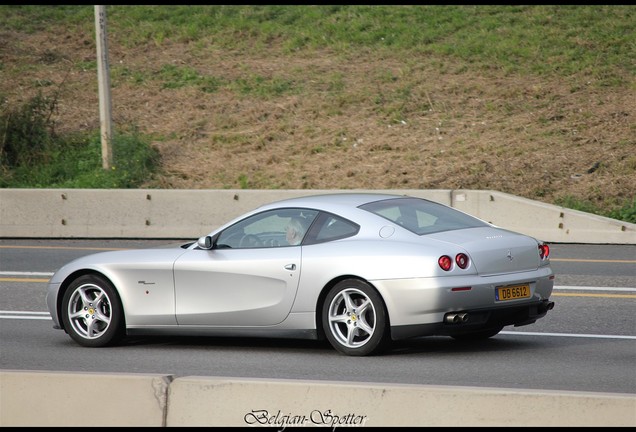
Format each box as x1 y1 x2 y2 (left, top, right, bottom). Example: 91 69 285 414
360 197 488 235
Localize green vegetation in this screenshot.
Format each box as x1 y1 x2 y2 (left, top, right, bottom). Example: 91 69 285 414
0 93 159 188
2 5 633 84
0 5 634 222
555 196 636 224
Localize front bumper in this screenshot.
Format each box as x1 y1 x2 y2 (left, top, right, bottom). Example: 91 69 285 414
45 281 62 329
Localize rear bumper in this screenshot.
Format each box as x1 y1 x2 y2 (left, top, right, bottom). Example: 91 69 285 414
373 266 554 327
391 298 555 340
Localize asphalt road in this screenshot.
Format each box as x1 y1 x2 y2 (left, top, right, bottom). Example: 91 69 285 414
1 240 634 395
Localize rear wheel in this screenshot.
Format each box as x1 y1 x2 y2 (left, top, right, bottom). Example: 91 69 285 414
61 274 124 347
322 279 389 356
451 326 503 341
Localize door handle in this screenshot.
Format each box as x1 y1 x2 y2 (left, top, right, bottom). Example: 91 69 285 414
284 264 296 271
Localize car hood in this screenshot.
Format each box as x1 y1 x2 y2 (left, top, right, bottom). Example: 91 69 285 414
49 247 189 284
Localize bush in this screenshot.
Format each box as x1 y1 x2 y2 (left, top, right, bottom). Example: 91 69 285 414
0 91 58 170
606 198 636 224
0 93 160 188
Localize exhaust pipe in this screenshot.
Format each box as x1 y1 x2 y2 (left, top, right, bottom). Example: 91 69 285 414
444 313 459 324
444 312 469 324
538 301 555 314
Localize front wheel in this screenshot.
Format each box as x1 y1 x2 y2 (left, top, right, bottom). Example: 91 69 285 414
322 279 389 356
61 274 124 347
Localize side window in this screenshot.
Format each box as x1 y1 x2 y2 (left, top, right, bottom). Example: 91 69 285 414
215 208 318 249
308 213 359 244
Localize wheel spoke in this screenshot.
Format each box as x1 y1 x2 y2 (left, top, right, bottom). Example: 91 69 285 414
342 291 356 312
346 325 357 345
93 307 111 325
356 314 374 336
329 311 349 324
68 309 85 320
93 292 111 323
86 317 99 337
356 298 370 314
77 286 93 306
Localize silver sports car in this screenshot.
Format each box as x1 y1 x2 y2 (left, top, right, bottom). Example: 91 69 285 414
46 193 555 356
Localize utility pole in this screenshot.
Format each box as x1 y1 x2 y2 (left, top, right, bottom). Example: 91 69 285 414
94 5 113 170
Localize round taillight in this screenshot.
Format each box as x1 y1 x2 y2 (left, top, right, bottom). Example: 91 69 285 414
438 255 452 271
455 253 469 269
539 243 550 259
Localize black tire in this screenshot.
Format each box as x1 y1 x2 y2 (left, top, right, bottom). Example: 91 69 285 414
322 279 389 356
61 274 125 347
451 326 503 341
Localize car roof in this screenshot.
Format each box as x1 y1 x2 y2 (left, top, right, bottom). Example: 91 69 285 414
263 192 410 209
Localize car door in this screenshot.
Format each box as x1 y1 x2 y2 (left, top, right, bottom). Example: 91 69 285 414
173 208 316 327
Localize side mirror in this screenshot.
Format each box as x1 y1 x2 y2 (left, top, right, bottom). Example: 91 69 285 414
197 235 213 250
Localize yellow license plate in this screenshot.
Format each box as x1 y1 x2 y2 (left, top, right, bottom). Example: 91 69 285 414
496 284 531 301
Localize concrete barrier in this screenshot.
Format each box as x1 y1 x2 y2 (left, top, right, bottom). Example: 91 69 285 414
0 370 170 426
1 188 634 243
1 371 634 427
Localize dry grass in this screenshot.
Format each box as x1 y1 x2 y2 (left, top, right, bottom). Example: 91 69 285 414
2 28 635 215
